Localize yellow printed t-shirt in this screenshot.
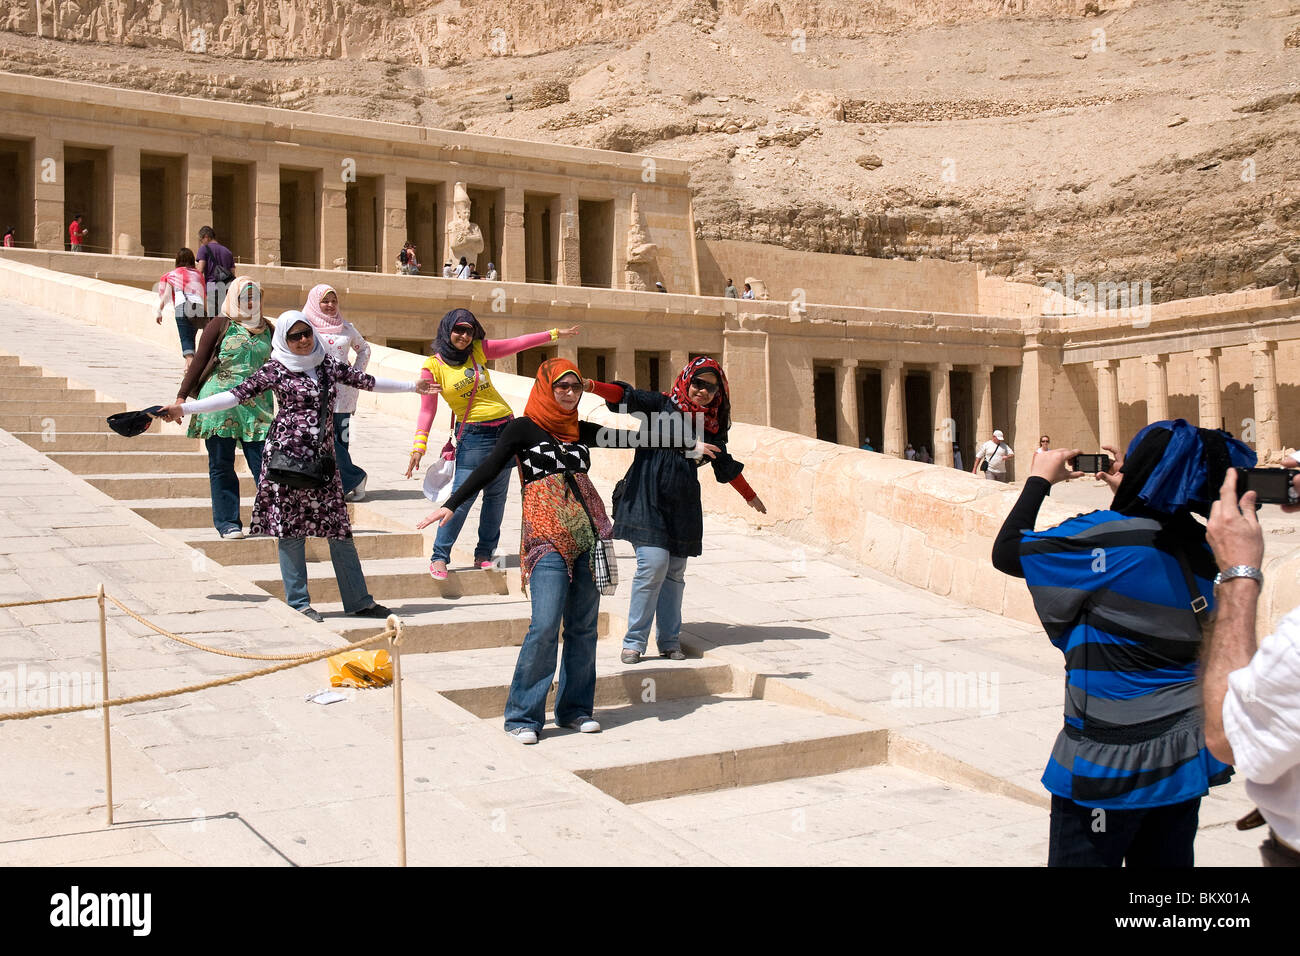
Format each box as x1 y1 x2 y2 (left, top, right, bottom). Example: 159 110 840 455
422 340 513 422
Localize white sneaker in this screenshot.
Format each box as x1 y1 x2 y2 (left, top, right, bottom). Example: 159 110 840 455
345 477 367 502
220 528 245 540
561 716 601 734
507 727 538 745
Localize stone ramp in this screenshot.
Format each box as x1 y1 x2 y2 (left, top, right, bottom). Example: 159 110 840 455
0 299 1267 865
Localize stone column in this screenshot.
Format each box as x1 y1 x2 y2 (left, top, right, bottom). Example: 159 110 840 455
501 187 525 283
1249 341 1281 459
1143 353 1170 423
972 363 993 454
321 181 348 270
557 339 579 366
835 358 860 448
1094 358 1121 451
556 191 581 286
930 361 954 466
253 159 280 265
381 172 406 274
611 347 636 386
32 134 64 250
184 154 212 251
669 349 690 378
1193 347 1223 431
110 144 143 256
436 180 455 267
881 360 905 457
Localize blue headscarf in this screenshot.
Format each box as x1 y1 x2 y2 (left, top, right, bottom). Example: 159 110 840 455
1113 419 1256 517
430 308 485 366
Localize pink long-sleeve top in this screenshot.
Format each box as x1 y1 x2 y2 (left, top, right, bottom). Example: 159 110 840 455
413 331 555 451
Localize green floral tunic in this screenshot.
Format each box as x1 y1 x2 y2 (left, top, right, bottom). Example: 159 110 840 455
187 324 275 442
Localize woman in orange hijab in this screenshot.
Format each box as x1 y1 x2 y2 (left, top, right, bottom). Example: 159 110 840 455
418 359 716 744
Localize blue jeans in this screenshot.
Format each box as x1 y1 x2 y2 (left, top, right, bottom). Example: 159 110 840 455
276 536 374 613
174 307 198 357
333 413 367 494
1048 795 1200 867
432 421 512 564
622 545 687 654
205 436 264 534
505 550 600 732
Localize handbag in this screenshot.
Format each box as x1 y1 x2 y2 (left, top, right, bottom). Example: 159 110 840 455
565 473 618 595
265 364 337 489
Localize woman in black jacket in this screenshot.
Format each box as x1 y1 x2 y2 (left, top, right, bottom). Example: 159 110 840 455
603 357 766 664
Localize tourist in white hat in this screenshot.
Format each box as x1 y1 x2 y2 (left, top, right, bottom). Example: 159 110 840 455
974 429 1014 482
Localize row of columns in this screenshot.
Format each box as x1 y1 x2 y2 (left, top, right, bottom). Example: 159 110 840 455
835 360 997 463
1093 342 1281 456
29 142 597 282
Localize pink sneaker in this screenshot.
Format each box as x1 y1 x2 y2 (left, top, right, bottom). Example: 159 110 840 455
479 560 495 570
428 559 448 580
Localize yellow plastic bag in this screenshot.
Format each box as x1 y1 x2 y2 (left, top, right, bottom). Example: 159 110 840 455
328 649 393 688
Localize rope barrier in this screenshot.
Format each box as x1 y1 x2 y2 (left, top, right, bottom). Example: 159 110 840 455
0 629 394 722
0 594 99 608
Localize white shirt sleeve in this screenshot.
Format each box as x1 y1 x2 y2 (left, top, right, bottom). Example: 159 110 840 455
348 323 372 375
181 391 239 414
1222 607 1300 785
371 378 417 394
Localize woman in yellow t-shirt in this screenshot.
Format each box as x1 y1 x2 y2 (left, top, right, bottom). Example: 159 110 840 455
406 308 579 579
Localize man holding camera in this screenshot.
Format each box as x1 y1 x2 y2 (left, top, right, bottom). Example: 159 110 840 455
1203 456 1300 867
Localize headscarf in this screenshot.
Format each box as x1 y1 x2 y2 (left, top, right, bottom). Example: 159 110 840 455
221 276 267 331
1111 419 1256 519
431 308 486 367
270 310 326 373
524 358 582 443
302 283 345 335
667 356 730 440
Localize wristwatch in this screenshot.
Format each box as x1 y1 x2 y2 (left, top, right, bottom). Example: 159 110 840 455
1214 565 1264 588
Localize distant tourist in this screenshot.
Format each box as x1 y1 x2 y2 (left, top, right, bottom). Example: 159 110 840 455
302 284 372 503
3 225 15 248
443 261 455 278
196 225 236 315
724 278 738 298
917 445 932 464
398 242 420 275
68 214 87 251
454 256 472 279
860 437 874 452
655 281 667 293
974 429 1014 482
487 262 499 281
741 282 755 300
1035 435 1051 455
154 247 207 370
904 443 916 460
953 442 963 471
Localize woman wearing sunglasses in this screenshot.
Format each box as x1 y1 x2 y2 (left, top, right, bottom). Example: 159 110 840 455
404 308 579 580
417 360 717 744
604 357 766 664
158 312 437 622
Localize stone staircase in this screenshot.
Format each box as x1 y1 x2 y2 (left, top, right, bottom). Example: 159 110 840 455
2 350 1050 863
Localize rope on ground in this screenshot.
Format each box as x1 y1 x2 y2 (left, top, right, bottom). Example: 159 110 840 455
104 593 357 662
0 629 394 722
0 594 99 609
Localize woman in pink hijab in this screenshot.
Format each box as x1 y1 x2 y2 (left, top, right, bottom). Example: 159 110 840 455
302 284 373 501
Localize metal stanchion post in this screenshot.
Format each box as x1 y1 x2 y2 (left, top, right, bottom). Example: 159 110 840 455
388 615 407 867
97 583 114 826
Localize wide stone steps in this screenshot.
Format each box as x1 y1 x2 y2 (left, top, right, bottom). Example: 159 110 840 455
13 431 199 453
0 412 119 432
1 387 97 403
242 555 513 604
181 526 426 565
0 399 126 416
88 472 259 499
51 450 251 475
124 497 258 528
0 375 75 388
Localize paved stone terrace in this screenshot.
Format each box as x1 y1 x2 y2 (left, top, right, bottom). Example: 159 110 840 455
0 299 1264 865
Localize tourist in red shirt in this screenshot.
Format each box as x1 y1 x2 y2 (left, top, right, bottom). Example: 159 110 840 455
155 247 207 369
68 215 87 251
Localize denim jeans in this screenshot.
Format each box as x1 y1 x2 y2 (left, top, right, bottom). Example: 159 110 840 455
432 420 512 564
505 550 600 732
276 536 374 612
622 545 687 654
205 436 264 534
1047 795 1200 867
332 413 367 494
174 307 198 357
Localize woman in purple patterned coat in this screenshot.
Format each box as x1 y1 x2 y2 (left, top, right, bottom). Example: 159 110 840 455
160 311 438 622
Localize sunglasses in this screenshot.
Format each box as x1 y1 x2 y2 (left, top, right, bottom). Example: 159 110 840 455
451 325 475 334
552 380 583 394
689 377 720 395
286 328 314 342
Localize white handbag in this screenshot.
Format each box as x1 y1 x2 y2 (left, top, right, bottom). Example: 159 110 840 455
422 454 456 504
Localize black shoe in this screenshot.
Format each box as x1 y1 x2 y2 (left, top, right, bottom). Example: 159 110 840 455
300 607 324 623
660 648 686 661
353 603 392 619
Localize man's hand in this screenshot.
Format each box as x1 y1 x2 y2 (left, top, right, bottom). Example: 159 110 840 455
1282 455 1300 515
1030 447 1084 485
1096 444 1124 492
1207 467 1263 571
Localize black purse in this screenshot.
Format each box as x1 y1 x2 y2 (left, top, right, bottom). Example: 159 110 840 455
265 365 337 490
